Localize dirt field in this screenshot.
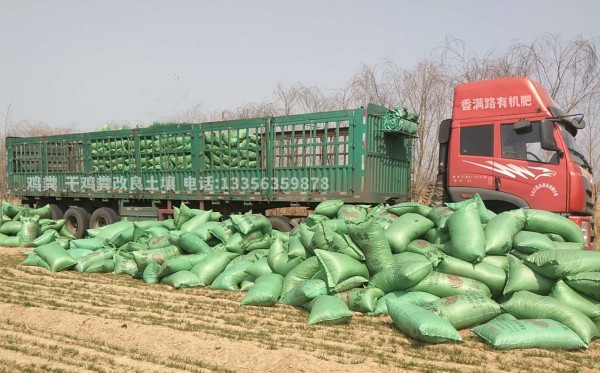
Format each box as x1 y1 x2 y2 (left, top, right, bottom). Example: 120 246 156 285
0 247 599 373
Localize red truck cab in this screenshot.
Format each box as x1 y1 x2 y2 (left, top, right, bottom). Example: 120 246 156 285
437 77 595 247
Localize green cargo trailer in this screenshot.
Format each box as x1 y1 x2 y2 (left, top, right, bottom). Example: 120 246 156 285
6 104 415 236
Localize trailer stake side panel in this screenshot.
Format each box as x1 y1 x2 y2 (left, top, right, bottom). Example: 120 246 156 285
7 105 414 208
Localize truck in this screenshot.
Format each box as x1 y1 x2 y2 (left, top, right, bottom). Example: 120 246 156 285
435 77 595 248
6 104 414 236
5 77 595 246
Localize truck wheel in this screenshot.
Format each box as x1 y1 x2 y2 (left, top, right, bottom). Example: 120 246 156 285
268 216 293 232
63 207 91 239
49 204 64 220
90 207 120 229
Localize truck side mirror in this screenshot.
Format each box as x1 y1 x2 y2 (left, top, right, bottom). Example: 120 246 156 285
438 119 451 144
540 119 563 155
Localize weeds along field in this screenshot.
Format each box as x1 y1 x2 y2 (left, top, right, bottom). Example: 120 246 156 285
1 247 599 373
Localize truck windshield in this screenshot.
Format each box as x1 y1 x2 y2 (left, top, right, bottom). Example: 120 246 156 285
559 124 592 171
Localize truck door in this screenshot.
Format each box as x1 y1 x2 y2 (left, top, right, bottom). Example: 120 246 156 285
447 122 496 197
495 121 567 211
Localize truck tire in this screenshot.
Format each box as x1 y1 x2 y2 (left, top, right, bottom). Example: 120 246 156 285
268 216 293 232
63 207 91 239
90 207 120 229
49 204 64 220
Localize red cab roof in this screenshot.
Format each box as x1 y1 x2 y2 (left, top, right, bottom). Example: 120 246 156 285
452 77 557 121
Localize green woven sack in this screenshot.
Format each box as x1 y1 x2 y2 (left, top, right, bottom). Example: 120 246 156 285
482 255 509 270
369 261 433 293
245 256 273 278
385 213 435 254
161 271 203 288
524 250 600 279
387 202 432 217
190 251 239 286
504 254 554 295
168 231 211 254
180 211 213 233
210 219 235 243
94 221 133 247
387 300 462 343
405 240 444 267
424 293 502 329
70 238 106 251
369 290 439 316
523 209 583 243
446 194 494 223
446 203 485 263
113 252 139 276
157 253 208 278
132 245 182 272
67 249 94 260
310 223 364 261
426 207 454 230
550 280 600 320
211 260 253 291
231 213 272 235
472 319 587 350
305 214 330 228
280 256 322 299
501 290 599 344
488 313 518 323
371 211 398 230
143 261 161 284
267 238 303 276
348 219 394 275
565 272 600 301
307 295 353 325
20 252 50 270
423 228 450 245
280 279 328 306
241 273 284 306
393 252 430 264
34 242 77 272
512 231 555 254
18 215 40 247
2 202 23 218
437 255 507 297
315 249 369 293
484 210 526 255
74 248 115 272
32 229 59 247
337 205 367 224
409 272 491 298
347 287 385 313
0 221 21 235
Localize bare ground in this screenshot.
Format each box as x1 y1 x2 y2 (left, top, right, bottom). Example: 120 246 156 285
0 247 599 373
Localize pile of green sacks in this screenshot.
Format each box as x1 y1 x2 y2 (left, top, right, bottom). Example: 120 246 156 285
0 202 74 248
20 196 600 350
203 129 260 169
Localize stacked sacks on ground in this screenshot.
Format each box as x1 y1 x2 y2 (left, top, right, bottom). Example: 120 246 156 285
20 198 600 350
0 202 72 249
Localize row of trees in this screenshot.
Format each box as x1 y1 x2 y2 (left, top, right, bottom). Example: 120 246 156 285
2 34 599 201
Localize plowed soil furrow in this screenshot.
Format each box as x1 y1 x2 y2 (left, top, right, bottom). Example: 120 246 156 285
1 247 600 372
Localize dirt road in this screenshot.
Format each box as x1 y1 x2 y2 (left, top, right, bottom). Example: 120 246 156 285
0 247 598 373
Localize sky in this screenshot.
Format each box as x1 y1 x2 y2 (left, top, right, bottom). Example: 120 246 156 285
1 0 600 132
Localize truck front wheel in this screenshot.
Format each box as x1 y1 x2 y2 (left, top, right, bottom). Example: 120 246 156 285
63 207 91 239
90 207 120 229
